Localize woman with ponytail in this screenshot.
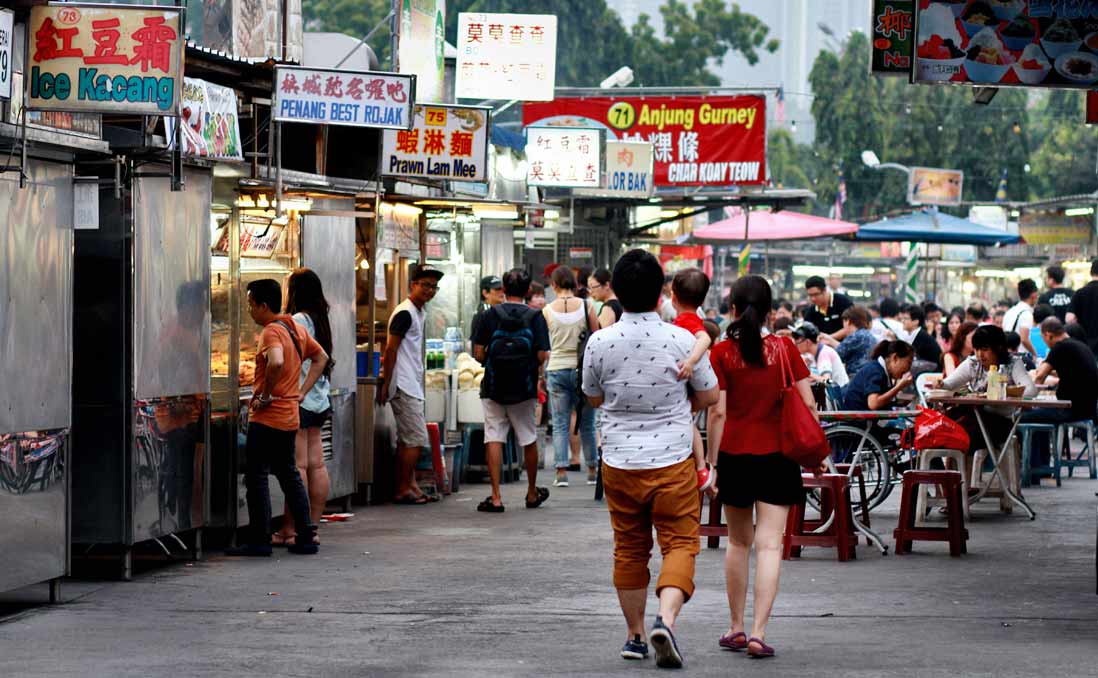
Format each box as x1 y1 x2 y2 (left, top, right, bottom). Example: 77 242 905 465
705 275 817 658
840 340 915 412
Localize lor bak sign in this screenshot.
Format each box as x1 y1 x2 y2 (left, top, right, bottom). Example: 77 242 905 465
524 95 766 187
28 4 183 115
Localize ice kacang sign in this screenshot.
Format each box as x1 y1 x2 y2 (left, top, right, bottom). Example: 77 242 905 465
28 4 183 114
523 95 766 187
273 66 415 129
525 127 604 189
167 77 243 160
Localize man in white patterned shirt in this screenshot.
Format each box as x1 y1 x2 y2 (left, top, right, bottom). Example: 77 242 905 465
582 249 719 669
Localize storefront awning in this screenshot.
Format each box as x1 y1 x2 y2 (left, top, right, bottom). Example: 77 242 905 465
692 209 858 242
856 210 1021 246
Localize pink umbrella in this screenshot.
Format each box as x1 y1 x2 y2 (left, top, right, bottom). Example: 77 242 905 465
692 209 858 242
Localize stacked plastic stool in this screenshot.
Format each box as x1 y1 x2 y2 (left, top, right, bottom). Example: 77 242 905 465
894 470 968 557
1018 422 1058 488
1055 419 1097 482
915 448 969 524
783 473 857 562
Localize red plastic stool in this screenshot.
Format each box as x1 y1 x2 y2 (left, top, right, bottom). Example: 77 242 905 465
783 473 857 562
894 470 968 557
426 423 446 496
699 495 726 549
835 463 873 545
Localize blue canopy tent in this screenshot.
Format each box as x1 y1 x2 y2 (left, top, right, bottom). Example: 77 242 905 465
855 210 1021 246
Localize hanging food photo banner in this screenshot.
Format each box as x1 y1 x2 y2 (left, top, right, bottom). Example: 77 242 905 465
273 66 415 129
456 12 557 101
523 95 766 187
907 166 964 206
166 77 243 160
381 104 490 183
871 0 914 75
377 202 421 251
525 127 605 189
914 1 1098 88
1019 209 1093 245
27 4 183 114
574 141 655 198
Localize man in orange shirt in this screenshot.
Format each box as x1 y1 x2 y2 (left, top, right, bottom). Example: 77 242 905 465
227 279 329 557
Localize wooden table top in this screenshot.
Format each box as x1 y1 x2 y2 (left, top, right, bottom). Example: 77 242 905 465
926 395 1071 409
818 409 921 421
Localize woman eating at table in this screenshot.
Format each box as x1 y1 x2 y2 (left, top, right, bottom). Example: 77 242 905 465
840 340 914 412
942 321 978 377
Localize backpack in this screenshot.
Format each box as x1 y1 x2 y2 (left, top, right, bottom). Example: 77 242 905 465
483 305 539 404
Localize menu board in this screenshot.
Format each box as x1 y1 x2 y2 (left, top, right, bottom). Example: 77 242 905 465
915 1 1098 88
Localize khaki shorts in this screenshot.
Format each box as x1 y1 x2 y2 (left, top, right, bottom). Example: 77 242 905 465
481 398 538 446
390 390 428 449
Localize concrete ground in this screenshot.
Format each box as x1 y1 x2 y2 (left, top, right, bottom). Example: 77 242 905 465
1 467 1097 678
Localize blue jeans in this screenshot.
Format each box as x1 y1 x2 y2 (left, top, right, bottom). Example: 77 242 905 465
546 369 597 470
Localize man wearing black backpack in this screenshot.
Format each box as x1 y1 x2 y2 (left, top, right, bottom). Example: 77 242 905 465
473 268 551 513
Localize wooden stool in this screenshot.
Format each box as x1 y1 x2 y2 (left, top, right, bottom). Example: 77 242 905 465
783 474 856 562
915 448 969 525
894 470 968 557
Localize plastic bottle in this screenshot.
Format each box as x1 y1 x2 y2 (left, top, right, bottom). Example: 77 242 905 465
987 364 1001 399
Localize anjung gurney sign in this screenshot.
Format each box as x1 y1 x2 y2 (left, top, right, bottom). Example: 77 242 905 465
273 66 415 129
27 4 183 114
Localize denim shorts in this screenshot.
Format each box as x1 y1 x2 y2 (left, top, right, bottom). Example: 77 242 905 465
299 406 331 429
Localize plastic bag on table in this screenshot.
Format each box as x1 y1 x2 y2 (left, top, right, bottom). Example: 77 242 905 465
900 406 970 451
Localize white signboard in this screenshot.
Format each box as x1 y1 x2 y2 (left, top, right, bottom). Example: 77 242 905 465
0 10 12 100
456 13 557 101
273 66 415 129
73 179 99 230
525 127 604 189
377 202 421 251
574 141 654 198
167 77 244 160
382 104 490 183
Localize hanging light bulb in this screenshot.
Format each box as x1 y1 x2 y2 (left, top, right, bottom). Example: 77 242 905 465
1012 121 1022 134
791 120 797 133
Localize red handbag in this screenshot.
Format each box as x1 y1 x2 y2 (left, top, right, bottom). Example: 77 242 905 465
901 406 970 451
776 337 831 468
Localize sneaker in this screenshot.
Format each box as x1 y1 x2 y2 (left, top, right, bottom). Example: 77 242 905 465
553 473 569 487
587 469 598 486
224 543 273 557
697 465 715 492
649 616 684 669
621 635 649 660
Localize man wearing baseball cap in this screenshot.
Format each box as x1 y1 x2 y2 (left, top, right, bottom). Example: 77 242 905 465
470 274 504 344
379 264 444 504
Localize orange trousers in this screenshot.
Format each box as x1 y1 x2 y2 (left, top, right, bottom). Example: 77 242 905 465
603 457 701 600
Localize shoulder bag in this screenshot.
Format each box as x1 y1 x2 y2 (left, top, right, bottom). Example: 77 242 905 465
775 336 831 469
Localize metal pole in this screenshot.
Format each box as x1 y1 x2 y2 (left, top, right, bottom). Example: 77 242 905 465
335 10 395 69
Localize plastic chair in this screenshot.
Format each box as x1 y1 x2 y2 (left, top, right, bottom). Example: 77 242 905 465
916 448 969 523
894 470 968 557
1055 419 1097 482
972 442 1019 514
915 372 942 408
1018 422 1058 487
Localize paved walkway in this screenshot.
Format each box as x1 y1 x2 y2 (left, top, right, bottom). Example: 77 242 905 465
1 469 1097 677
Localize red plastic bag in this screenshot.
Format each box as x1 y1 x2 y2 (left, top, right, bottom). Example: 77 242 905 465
902 406 970 451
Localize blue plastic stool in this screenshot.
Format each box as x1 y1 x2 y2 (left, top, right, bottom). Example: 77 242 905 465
1055 420 1097 483
1019 422 1058 488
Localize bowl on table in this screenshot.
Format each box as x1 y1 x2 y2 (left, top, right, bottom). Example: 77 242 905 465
1006 385 1026 398
927 389 954 399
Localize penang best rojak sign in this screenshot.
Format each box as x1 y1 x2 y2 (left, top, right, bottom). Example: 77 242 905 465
28 4 183 115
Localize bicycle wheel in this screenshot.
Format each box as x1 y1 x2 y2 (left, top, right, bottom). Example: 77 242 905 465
808 424 891 511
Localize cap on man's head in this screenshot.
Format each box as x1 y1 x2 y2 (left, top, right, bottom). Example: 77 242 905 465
480 275 503 291
411 265 444 282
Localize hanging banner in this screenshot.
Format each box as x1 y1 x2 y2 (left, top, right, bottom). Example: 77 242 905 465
166 77 243 160
27 4 183 114
1019 209 1093 245
273 66 415 129
523 95 766 187
381 104 490 183
377 202 421 251
0 9 13 100
908 167 964 206
525 127 604 189
574 141 654 198
398 0 446 103
456 13 557 101
914 1 1098 88
871 0 914 75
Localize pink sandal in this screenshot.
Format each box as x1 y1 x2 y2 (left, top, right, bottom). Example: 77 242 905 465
718 631 747 651
747 637 775 658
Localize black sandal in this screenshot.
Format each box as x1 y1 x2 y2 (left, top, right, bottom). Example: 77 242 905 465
526 486 550 509
477 497 505 513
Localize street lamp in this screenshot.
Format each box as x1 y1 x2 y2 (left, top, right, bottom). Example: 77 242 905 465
600 66 635 89
861 149 912 177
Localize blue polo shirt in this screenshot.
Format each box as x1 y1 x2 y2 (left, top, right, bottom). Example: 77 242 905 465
841 359 890 411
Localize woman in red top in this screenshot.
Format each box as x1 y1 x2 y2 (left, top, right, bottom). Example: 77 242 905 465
706 275 817 658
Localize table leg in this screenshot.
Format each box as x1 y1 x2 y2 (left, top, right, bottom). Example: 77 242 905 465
815 429 887 554
970 409 1035 520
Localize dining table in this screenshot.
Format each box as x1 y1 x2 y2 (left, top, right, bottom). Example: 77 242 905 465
925 395 1072 520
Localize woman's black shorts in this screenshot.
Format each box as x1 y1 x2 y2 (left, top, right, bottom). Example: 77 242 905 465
716 451 803 508
299 407 331 429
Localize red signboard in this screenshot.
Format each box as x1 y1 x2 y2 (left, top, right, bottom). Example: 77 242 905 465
523 95 766 187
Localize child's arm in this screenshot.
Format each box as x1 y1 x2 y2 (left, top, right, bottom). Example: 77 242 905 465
677 330 713 379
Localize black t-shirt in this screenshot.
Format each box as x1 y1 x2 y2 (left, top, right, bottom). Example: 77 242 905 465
469 302 491 343
1046 338 1098 420
599 298 624 323
389 309 412 336
1039 288 1074 323
474 302 550 400
804 292 854 336
1070 281 1098 357
911 328 942 365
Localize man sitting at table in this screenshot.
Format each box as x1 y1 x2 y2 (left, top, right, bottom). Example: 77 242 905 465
936 325 1037 488
1022 317 1098 470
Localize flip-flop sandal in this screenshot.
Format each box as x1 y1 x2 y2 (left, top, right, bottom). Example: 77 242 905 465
525 486 550 508
746 637 775 658
270 534 294 547
719 631 747 651
477 497 505 513
394 494 429 505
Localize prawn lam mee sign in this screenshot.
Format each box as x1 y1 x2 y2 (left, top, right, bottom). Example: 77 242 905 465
28 5 182 114
914 1 1098 88
382 104 490 182
523 95 766 187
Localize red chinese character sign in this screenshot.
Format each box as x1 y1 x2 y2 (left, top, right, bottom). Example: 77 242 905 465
381 104 491 183
525 127 604 189
523 95 766 187
273 66 415 129
27 5 182 114
456 13 557 101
